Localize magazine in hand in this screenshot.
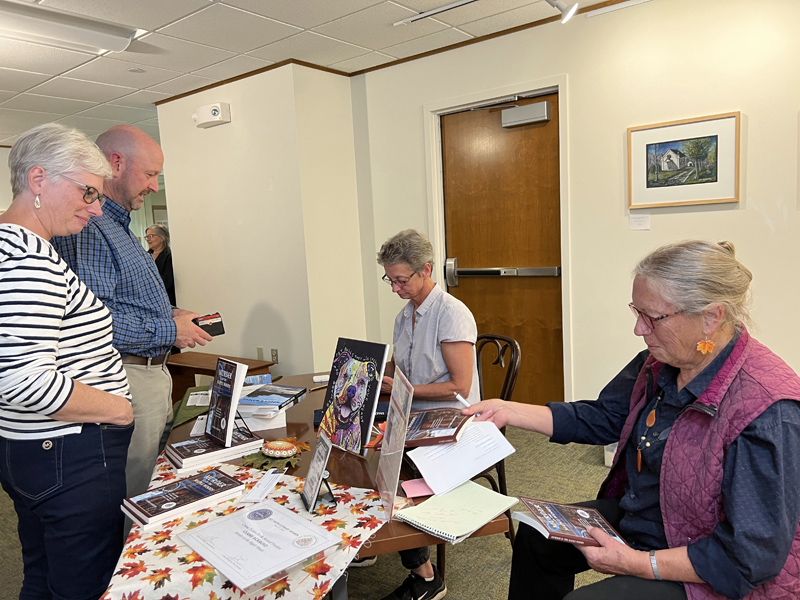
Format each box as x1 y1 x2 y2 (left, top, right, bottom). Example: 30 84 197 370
122 468 245 529
513 497 627 547
318 338 389 455
205 358 248 446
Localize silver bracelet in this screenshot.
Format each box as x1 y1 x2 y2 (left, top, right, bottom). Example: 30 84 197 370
649 549 662 581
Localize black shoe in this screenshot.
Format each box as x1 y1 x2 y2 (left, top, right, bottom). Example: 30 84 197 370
349 555 378 568
380 565 447 600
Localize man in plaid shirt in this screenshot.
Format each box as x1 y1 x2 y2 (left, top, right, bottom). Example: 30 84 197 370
52 125 213 499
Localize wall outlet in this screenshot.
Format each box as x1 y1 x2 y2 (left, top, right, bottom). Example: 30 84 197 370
256 346 264 360
271 348 278 363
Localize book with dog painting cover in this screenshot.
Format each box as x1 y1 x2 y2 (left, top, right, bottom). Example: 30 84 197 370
123 468 245 527
513 498 627 547
205 358 248 446
318 338 390 456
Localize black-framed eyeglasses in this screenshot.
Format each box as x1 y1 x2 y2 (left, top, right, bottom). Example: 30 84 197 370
382 271 419 287
59 174 106 207
628 302 683 329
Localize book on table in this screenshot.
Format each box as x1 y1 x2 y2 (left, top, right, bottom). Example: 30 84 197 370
237 382 307 411
318 337 390 455
395 480 517 544
179 499 340 593
512 497 627 547
205 358 248 446
407 420 515 495
165 429 263 472
372 407 475 450
122 468 245 529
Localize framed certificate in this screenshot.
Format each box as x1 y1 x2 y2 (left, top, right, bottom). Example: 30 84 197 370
301 431 334 511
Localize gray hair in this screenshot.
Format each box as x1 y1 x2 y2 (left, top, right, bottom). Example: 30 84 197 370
634 240 753 330
147 222 170 250
377 229 434 272
9 123 111 198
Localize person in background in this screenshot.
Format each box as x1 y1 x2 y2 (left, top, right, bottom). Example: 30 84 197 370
371 229 480 600
51 125 212 500
0 123 134 599
146 222 175 305
464 240 800 600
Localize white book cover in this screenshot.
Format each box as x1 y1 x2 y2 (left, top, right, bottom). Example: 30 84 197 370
407 420 515 495
179 500 339 592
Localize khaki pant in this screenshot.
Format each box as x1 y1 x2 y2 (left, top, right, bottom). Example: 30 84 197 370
123 363 173 499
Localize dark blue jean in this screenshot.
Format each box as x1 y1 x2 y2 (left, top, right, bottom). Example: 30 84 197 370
0 422 133 600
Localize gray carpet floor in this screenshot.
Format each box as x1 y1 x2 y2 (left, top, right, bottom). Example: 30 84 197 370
0 427 609 599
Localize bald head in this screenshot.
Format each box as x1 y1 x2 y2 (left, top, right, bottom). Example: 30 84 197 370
96 125 164 213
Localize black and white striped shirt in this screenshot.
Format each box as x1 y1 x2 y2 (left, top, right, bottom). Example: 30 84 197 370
0 224 131 440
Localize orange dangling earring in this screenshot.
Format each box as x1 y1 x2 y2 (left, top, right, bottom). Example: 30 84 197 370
697 337 715 355
34 195 40 209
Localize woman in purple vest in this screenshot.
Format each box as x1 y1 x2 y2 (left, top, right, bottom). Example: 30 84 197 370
463 240 800 600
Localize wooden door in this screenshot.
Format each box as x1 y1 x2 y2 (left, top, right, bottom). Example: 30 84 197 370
442 93 563 405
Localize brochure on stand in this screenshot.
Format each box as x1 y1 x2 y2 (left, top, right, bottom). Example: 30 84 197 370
375 367 414 521
318 337 389 455
205 358 248 446
179 500 339 593
407 420 515 495
300 431 334 512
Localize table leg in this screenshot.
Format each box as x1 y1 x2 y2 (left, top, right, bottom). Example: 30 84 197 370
437 543 446 581
329 573 349 600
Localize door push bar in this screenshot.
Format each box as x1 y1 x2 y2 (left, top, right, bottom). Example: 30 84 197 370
445 257 561 287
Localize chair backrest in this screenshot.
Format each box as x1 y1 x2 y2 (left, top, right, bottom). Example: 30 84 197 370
475 334 521 402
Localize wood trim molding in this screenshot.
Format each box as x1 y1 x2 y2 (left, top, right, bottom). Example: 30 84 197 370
156 0 634 104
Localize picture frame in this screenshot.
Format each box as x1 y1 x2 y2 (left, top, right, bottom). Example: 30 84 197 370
151 204 168 225
627 112 740 209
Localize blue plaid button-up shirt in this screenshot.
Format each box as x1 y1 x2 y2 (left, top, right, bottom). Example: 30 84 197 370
51 199 176 357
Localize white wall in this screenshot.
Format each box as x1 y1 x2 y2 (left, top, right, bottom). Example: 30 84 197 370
354 0 800 401
158 64 365 375
0 148 10 211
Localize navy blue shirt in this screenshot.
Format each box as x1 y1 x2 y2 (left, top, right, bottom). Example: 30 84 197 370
549 338 800 600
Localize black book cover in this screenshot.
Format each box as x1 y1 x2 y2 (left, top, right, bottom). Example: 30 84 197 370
205 358 247 446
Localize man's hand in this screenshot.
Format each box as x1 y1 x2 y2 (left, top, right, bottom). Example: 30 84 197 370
173 310 213 349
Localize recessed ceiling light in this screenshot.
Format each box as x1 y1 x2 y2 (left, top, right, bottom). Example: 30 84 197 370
128 68 146 73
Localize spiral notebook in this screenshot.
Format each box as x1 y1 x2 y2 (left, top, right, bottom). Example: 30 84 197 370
395 480 517 544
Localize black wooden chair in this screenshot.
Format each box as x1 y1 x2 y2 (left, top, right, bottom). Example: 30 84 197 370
471 333 521 547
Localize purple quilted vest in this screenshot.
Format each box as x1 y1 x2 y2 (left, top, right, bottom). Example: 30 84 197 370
599 328 800 599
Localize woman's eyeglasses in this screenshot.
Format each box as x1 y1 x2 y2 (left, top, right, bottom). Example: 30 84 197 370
628 302 683 329
382 271 419 287
59 174 106 207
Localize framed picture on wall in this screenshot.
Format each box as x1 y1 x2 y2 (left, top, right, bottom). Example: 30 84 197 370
627 112 740 209
151 205 168 225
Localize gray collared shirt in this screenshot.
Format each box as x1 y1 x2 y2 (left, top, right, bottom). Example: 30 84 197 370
392 284 480 410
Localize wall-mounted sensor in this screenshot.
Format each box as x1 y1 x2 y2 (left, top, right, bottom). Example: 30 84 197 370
192 102 231 128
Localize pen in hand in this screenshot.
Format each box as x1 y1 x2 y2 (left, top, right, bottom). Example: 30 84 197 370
454 392 470 409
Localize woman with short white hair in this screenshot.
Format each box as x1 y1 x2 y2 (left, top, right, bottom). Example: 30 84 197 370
0 123 133 600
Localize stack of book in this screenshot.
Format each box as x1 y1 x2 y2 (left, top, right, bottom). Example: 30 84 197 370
238 383 307 413
165 429 263 473
122 468 245 530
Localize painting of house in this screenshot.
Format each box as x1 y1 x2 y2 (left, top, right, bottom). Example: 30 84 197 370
660 148 687 171
646 135 718 188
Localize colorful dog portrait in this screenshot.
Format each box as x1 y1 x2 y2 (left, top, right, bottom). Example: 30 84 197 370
319 348 380 453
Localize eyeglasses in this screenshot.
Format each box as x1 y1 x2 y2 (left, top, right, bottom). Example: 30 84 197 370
628 302 683 329
382 271 419 287
59 174 106 207
145 234 156 240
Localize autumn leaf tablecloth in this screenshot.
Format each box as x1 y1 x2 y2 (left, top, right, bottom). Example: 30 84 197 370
102 457 385 600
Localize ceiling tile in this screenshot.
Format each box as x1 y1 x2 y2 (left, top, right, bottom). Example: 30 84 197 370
113 33 237 73
314 3 449 50
159 4 301 54
148 74 216 96
0 91 16 103
110 90 171 110
56 115 126 132
248 32 370 67
76 104 157 122
381 27 472 59
395 0 533 26
0 37 93 75
0 134 21 145
223 0 385 29
66 57 183 88
28 77 136 103
329 51 397 73
0 109 68 135
137 117 160 125
135 123 161 140
458 2 555 36
39 0 212 31
0 68 51 93
192 55 273 80
1 94 96 114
